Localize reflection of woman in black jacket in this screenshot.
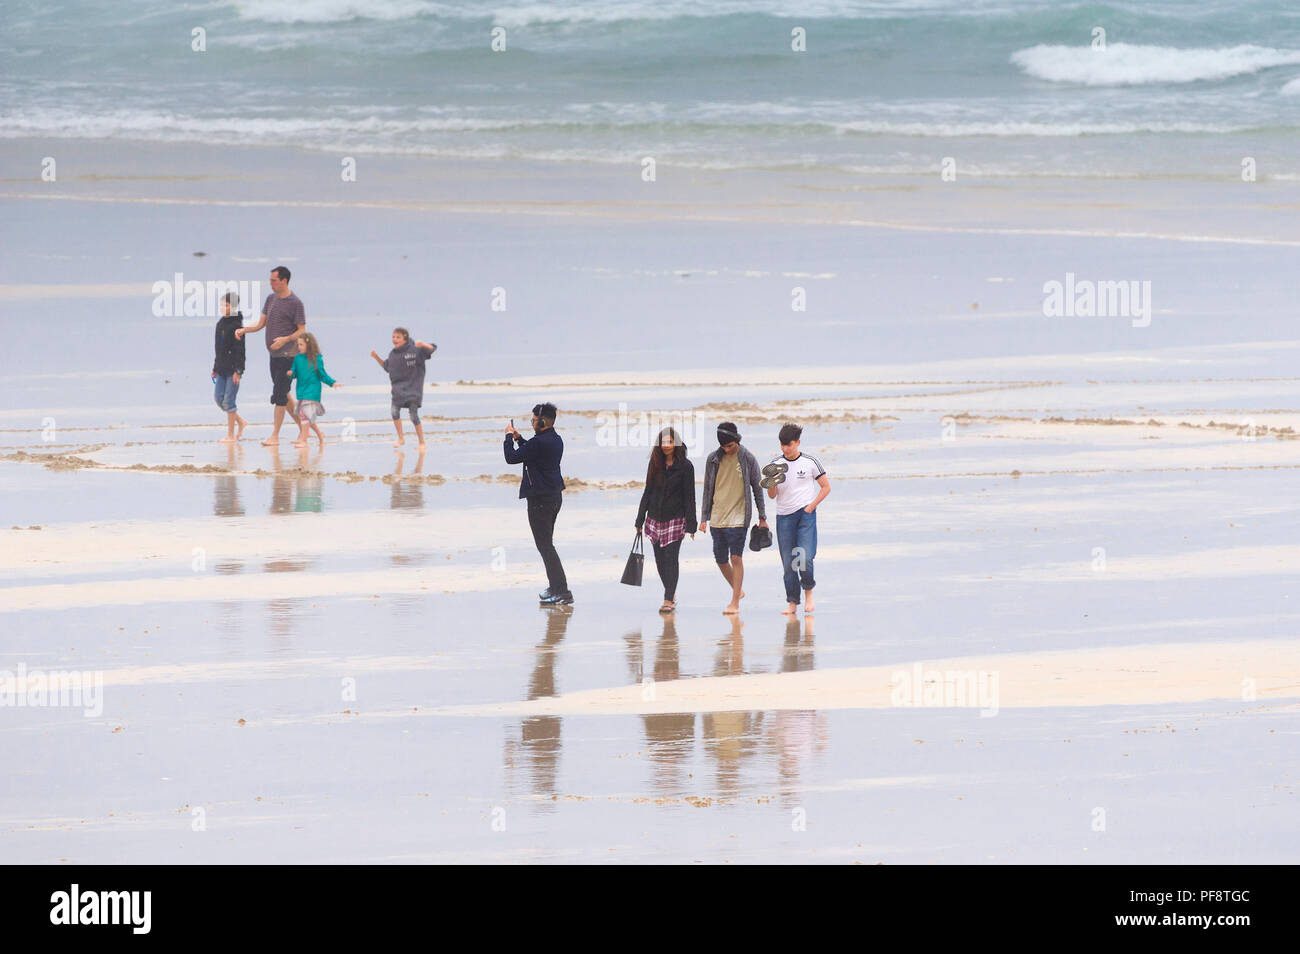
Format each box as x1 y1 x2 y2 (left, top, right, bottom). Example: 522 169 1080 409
635 427 697 613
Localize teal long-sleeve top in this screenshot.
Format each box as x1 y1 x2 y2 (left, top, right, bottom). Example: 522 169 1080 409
288 353 336 401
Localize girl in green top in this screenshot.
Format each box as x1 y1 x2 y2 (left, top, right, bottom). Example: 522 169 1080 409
286 332 341 447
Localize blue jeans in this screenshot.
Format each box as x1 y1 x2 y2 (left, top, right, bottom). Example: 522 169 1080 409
776 509 817 604
213 374 240 413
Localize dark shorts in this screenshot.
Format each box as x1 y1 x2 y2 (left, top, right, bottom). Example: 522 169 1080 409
391 399 420 424
269 356 293 406
710 526 746 563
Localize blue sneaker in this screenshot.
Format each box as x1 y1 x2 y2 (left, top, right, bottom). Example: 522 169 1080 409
540 590 573 606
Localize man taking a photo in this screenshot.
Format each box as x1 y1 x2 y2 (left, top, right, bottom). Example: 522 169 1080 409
505 402 572 606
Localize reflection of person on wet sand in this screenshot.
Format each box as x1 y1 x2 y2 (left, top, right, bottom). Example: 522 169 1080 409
782 613 815 673
625 616 695 795
504 605 573 803
701 615 760 798
293 466 324 514
264 443 324 514
389 450 425 510
213 444 245 519
769 614 826 801
213 443 245 517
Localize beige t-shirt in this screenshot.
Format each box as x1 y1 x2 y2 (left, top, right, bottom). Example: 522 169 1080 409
712 453 745 528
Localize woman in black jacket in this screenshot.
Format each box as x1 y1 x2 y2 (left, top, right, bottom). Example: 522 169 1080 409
635 427 697 613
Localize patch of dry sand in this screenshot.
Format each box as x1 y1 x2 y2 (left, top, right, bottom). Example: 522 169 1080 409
438 639 1300 716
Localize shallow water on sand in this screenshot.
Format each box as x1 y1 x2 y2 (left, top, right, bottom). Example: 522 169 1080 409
3 142 1299 861
3 366 1299 861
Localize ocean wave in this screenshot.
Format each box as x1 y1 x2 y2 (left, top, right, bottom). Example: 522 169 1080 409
232 0 448 24
1011 43 1300 86
481 0 954 28
0 105 1258 145
229 0 1017 27
829 118 1241 136
0 109 557 138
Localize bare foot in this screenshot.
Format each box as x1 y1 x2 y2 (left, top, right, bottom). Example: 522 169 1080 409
416 443 427 451
235 419 247 440
781 603 798 616
394 438 405 447
723 604 739 615
261 435 279 446
804 598 815 615
292 440 307 448
219 435 235 444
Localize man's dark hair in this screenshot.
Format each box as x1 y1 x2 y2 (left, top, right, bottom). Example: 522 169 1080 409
272 265 291 282
393 327 409 342
717 421 741 446
222 291 239 307
534 402 558 427
779 422 803 446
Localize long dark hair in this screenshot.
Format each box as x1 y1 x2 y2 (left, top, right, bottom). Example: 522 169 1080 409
646 427 686 485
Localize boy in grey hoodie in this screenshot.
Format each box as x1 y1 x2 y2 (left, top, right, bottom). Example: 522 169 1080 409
699 422 768 614
371 327 436 450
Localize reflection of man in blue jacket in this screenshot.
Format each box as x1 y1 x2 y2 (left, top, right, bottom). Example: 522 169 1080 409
505 402 571 605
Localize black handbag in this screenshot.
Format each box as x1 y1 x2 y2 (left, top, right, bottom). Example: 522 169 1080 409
620 531 645 586
748 524 773 551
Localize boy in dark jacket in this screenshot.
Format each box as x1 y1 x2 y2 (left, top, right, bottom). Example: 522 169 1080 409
212 292 247 442
371 327 436 450
505 402 571 605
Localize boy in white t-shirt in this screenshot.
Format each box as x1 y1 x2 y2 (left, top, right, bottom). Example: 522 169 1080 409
762 422 830 615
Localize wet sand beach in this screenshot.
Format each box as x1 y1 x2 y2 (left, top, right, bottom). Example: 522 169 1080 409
2 128 1299 862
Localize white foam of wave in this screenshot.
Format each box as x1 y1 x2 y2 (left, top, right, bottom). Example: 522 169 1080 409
1012 43 1300 86
233 0 445 24
483 0 892 28
231 0 1020 27
0 104 1251 149
0 108 547 140
832 118 1239 136
1281 76 1300 95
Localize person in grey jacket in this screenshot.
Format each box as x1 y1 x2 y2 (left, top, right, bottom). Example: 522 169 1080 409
698 422 768 614
371 328 436 450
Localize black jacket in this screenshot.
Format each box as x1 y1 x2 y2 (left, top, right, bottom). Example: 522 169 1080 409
636 456 697 528
213 313 246 376
504 427 565 498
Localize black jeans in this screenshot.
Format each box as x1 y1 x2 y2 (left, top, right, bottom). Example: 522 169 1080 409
527 492 567 593
652 539 682 601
